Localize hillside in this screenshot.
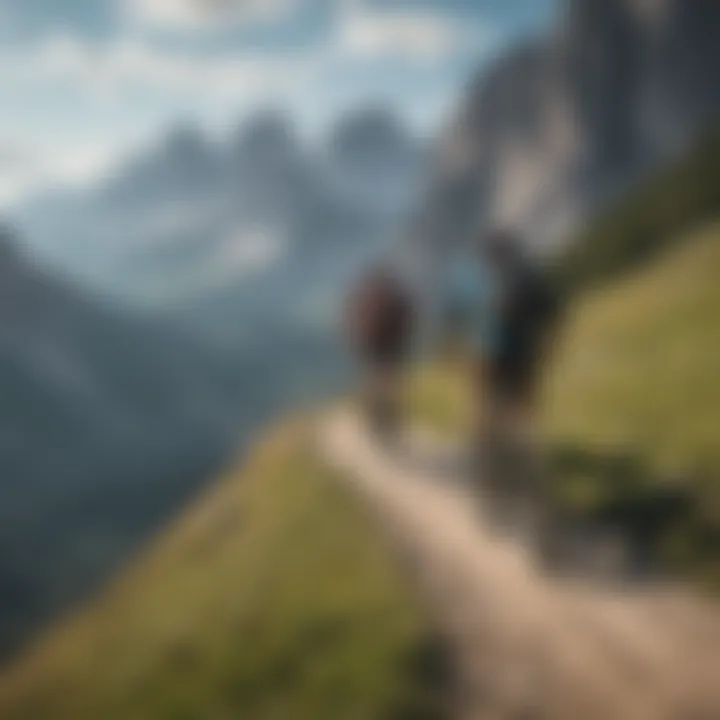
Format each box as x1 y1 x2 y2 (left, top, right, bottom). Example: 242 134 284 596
412 220 720 587
0 225 243 660
0 421 446 720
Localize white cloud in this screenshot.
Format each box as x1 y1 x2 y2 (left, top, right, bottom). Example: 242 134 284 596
0 142 46 207
0 1 492 205
335 0 476 64
0 30 322 204
0 31 314 205
0 168 36 208
0 144 36 173
0 31 312 104
0 139 118 208
123 0 299 31
0 3 486 123
206 224 288 282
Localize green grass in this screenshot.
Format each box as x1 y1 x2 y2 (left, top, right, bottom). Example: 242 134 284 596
411 222 720 587
0 421 446 720
545 223 720 473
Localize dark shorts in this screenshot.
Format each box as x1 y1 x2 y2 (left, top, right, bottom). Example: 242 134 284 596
488 350 540 402
360 338 408 370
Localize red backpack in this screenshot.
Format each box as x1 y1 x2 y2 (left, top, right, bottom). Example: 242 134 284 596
348 272 413 358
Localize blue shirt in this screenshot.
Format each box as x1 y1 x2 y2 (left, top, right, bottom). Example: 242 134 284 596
446 257 501 356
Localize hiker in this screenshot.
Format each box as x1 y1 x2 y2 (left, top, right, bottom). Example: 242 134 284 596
446 229 560 511
346 264 415 441
483 230 558 453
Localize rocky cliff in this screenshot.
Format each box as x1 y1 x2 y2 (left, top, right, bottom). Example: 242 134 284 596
418 0 720 252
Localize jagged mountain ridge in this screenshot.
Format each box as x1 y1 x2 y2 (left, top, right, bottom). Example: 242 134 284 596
15 108 425 307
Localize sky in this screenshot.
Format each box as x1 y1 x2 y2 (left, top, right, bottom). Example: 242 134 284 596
0 0 556 207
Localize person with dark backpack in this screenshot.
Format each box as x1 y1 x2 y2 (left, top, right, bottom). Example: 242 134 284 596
346 265 415 442
444 228 561 535
479 229 561 532
485 230 560 419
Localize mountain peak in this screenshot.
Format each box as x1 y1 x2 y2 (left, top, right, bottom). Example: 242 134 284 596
233 111 298 159
330 108 413 163
163 123 213 163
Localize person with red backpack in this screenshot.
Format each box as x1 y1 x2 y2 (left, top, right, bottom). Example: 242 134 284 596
346 265 415 441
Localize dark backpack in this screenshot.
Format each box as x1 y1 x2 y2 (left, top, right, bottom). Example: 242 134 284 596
501 262 561 356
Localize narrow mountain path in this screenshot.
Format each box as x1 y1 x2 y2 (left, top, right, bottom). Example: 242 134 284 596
320 411 720 720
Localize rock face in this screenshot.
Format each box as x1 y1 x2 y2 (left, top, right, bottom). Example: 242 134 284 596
420 0 720 252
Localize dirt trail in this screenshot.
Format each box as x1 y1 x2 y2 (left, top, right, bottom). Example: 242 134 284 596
321 411 720 720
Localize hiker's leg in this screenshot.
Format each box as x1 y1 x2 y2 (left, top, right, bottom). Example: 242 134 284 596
362 363 384 432
509 395 538 474
365 361 403 442
493 354 541 491
505 376 554 548
380 362 403 439
472 358 514 496
470 357 494 483
501 397 540 513
490 393 518 501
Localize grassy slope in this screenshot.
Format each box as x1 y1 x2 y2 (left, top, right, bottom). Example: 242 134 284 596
0 421 444 720
544 223 720 474
411 223 720 585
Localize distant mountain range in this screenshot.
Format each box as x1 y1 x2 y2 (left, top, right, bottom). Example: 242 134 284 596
414 0 720 254
14 107 425 311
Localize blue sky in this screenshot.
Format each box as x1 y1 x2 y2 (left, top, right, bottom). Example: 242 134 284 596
0 0 556 206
